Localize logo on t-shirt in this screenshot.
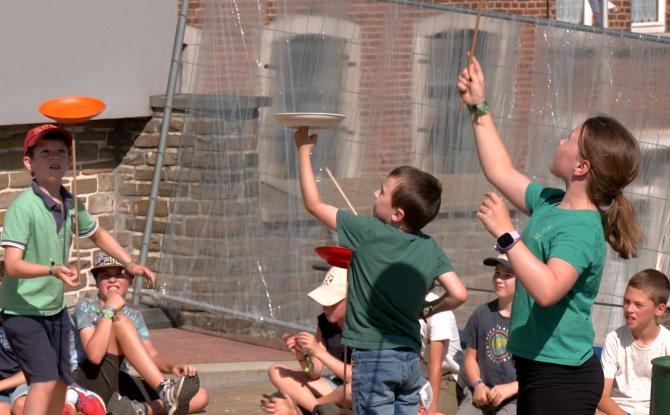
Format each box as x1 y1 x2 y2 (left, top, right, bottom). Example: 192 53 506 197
486 324 510 365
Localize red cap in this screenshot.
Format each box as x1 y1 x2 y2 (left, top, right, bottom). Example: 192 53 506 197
23 124 72 156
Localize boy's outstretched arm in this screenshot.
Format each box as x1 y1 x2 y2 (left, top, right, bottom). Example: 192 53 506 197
295 127 338 230
0 371 27 393
431 271 468 313
88 228 155 285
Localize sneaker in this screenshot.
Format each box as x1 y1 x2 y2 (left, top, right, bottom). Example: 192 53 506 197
158 375 200 415
63 403 76 415
107 392 148 415
69 385 106 415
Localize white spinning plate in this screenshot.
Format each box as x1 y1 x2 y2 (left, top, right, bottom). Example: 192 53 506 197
274 112 345 129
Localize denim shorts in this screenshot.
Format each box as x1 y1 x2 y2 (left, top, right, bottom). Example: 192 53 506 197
352 348 424 415
0 383 29 405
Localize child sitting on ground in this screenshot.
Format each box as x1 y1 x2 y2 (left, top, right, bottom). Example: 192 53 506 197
456 254 517 415
294 127 468 414
420 287 462 415
72 251 208 415
1 124 155 415
598 269 670 415
261 266 352 415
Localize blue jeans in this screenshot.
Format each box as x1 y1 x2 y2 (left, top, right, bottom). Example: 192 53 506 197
352 348 424 415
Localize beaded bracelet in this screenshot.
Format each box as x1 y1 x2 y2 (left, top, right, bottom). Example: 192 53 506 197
98 305 119 321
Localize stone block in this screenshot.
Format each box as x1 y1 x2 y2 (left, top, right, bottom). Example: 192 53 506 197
0 210 4 227
119 183 152 197
122 149 146 166
244 153 258 168
164 168 201 183
0 151 24 170
75 143 100 162
126 219 168 234
0 173 8 189
87 194 114 214
0 135 24 151
134 200 169 217
76 178 97 194
134 167 157 181
132 234 163 251
97 215 116 230
146 150 178 166
9 172 31 188
0 190 22 210
134 133 182 148
97 174 116 192
172 201 200 215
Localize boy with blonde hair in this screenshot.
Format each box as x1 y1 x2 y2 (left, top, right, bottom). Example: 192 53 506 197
294 127 467 415
598 269 670 415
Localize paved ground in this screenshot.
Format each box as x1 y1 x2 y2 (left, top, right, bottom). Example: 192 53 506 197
150 328 294 415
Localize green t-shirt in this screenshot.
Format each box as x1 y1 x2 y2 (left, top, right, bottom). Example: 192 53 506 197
509 182 605 365
337 210 453 352
0 186 98 316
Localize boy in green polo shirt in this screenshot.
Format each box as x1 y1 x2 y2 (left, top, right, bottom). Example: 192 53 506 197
0 124 160 415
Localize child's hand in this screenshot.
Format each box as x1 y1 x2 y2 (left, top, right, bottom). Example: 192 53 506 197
53 265 78 287
472 383 491 408
487 383 514 407
295 332 321 356
171 363 198 377
126 263 155 287
105 292 126 311
457 54 486 106
294 127 317 151
282 332 302 357
476 192 515 239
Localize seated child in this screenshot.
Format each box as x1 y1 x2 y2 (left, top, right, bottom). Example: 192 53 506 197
456 254 517 415
262 266 352 415
72 251 208 415
0 324 106 415
420 288 462 415
294 128 468 414
598 269 670 415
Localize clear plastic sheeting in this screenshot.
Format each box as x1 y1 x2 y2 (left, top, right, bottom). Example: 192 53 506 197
155 0 670 342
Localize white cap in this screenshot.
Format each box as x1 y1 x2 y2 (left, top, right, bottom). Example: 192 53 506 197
307 267 347 306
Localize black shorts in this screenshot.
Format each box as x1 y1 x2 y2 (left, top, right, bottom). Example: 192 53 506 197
75 353 158 405
514 354 604 415
0 310 74 385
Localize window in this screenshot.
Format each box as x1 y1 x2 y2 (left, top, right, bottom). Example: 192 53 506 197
556 0 585 24
631 0 666 33
411 14 512 175
257 16 361 179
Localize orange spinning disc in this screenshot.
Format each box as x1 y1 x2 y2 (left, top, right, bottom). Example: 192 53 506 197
38 96 106 124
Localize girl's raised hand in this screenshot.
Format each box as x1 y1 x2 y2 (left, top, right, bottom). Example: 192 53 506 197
457 54 486 106
476 192 515 238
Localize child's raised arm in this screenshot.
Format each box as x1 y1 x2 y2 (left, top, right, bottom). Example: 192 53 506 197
295 127 338 230
457 55 531 214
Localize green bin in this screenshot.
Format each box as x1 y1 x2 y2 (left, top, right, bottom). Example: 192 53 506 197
651 356 670 415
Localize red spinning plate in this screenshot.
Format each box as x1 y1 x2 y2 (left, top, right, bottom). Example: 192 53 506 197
314 246 352 269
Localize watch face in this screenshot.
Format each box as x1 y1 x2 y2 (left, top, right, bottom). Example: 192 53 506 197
497 233 515 249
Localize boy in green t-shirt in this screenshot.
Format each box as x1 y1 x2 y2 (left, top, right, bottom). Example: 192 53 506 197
293 127 467 415
0 124 156 415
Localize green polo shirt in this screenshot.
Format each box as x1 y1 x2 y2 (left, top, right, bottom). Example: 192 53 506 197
0 185 98 316
508 182 605 366
337 210 453 352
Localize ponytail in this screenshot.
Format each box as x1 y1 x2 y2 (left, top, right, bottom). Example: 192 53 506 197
579 116 643 259
601 193 643 259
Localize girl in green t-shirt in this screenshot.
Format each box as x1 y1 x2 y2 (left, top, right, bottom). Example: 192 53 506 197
456 55 642 415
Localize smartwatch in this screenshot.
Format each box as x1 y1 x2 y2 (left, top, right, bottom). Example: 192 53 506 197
495 230 521 253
